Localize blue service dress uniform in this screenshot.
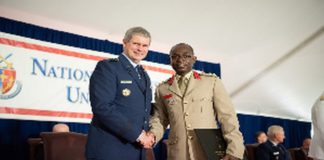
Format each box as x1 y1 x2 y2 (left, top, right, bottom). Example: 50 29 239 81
256 140 291 160
86 54 152 160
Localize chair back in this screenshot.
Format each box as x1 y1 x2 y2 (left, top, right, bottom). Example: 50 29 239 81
40 132 87 160
245 144 258 160
27 138 43 160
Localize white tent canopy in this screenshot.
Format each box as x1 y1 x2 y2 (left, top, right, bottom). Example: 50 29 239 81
1 0 323 122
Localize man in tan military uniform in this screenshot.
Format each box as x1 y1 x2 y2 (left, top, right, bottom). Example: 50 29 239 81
149 43 245 160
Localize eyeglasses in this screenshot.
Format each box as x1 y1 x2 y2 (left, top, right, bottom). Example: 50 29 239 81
170 54 193 60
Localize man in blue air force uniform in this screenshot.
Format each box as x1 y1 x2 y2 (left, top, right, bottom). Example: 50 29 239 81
256 125 291 160
86 27 154 160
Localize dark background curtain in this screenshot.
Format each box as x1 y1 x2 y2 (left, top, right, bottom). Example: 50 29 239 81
0 17 310 160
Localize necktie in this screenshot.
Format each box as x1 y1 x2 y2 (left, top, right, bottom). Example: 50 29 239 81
178 76 188 94
135 65 141 79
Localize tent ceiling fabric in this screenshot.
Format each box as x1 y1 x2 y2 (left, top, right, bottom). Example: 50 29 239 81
1 0 323 122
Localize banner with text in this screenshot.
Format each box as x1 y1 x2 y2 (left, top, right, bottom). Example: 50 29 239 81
0 32 174 123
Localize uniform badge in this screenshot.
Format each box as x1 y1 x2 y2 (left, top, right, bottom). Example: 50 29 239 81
163 94 173 99
120 80 132 84
167 98 176 105
163 94 175 105
122 88 131 96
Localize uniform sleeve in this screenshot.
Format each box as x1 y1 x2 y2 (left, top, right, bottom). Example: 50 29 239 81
89 60 141 142
212 76 245 159
149 86 170 142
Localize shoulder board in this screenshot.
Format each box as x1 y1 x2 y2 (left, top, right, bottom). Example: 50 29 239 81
158 75 175 86
108 58 119 62
107 58 119 62
199 72 219 78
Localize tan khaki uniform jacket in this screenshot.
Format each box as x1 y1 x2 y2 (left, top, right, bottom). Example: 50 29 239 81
149 71 245 160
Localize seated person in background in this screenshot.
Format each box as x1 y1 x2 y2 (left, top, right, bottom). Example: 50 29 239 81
295 138 313 160
256 125 291 160
255 131 268 144
52 123 70 132
244 131 267 160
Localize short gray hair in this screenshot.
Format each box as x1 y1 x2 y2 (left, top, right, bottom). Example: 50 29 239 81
123 27 151 43
267 125 284 138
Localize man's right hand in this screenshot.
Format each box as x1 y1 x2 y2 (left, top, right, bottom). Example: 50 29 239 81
139 131 155 148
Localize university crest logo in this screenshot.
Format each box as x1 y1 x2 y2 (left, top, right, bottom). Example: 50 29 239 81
0 53 22 99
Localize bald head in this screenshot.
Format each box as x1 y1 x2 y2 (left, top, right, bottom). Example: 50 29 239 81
52 123 70 133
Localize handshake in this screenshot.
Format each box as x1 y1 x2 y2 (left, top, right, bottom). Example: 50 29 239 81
138 131 155 149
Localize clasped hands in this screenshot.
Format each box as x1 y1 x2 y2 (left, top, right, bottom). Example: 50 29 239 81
138 131 155 149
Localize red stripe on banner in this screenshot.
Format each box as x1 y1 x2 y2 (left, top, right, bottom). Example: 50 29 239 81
0 37 175 75
0 106 93 119
143 65 175 75
0 37 106 61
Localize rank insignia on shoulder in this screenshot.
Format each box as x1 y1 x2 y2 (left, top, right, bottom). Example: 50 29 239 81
108 58 119 62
